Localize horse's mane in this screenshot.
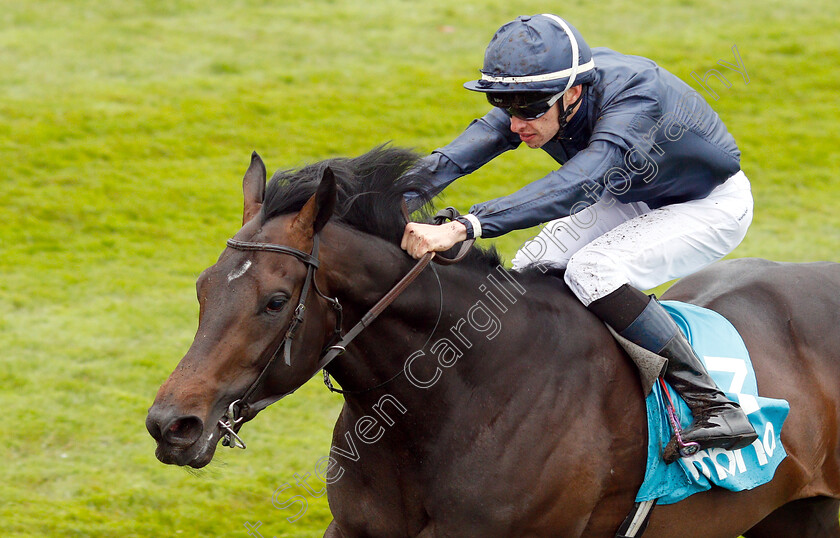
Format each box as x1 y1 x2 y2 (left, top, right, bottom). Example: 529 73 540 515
261 145 505 270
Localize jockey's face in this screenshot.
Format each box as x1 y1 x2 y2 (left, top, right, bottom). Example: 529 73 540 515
508 85 583 149
509 104 561 148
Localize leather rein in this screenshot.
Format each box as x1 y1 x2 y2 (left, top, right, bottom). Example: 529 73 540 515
217 209 474 449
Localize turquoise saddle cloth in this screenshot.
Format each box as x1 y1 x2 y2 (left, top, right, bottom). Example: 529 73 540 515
635 301 790 505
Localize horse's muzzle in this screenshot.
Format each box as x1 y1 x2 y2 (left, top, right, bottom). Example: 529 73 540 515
146 406 215 467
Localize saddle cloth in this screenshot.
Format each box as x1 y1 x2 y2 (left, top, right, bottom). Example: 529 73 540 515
634 301 790 505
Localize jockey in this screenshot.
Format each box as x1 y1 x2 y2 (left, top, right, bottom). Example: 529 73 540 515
401 14 758 460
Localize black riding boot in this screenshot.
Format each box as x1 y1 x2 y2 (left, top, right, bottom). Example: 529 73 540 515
588 285 758 462
656 329 758 461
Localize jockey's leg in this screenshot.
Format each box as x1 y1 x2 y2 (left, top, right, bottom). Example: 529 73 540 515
589 285 757 460
511 192 649 271
564 172 757 461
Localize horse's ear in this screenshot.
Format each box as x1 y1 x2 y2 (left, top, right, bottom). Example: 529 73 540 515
242 151 266 225
292 166 337 237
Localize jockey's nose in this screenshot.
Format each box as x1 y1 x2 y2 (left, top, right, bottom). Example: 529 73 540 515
510 115 529 133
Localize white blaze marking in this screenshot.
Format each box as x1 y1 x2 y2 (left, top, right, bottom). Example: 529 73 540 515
227 260 252 282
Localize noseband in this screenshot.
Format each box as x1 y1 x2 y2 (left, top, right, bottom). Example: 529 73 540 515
218 210 474 449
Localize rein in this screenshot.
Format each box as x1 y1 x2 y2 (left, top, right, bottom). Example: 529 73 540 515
217 209 474 449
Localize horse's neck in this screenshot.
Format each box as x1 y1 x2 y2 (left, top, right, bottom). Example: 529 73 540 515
319 225 602 436
319 226 449 390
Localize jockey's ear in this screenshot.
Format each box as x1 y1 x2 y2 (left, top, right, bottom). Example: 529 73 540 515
292 166 337 238
242 151 266 225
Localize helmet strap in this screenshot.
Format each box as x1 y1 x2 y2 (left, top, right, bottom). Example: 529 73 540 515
555 91 584 139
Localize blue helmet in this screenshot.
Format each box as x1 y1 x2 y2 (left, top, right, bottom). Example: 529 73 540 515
464 14 596 95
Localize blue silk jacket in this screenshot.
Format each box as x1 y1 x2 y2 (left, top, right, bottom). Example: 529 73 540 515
411 48 741 238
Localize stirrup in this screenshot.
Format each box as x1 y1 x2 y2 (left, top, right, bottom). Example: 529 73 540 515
659 378 700 462
663 428 758 463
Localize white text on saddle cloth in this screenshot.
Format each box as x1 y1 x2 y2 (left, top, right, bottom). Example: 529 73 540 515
677 353 783 485
681 421 778 482
704 355 760 414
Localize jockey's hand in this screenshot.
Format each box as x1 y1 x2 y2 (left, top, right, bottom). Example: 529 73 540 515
401 221 467 259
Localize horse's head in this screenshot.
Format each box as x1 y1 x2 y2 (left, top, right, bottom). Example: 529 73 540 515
146 152 339 468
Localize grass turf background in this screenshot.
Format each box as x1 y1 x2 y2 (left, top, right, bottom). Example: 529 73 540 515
1 0 838 536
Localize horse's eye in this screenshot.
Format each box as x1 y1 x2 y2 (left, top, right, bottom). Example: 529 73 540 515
265 296 287 313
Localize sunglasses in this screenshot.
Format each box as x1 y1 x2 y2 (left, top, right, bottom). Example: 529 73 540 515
487 92 564 120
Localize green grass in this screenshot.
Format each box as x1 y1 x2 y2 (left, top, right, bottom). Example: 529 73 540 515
1 0 838 536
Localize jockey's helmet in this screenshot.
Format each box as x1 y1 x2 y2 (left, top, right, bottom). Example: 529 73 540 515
464 14 596 96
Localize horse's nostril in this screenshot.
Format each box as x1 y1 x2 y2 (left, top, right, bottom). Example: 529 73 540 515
162 415 204 447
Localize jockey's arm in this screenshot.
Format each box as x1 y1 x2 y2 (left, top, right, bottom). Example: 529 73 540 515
399 139 625 258
465 140 623 238
400 92 667 256
404 108 519 212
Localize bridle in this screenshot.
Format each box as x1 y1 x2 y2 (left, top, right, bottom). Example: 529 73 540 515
215 234 330 448
217 209 474 449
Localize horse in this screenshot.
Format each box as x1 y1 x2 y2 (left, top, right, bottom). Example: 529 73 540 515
146 146 840 537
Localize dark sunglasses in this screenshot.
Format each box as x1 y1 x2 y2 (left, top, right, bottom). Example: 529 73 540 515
487 92 564 120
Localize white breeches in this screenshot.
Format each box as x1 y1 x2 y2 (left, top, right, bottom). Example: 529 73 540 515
511 171 754 305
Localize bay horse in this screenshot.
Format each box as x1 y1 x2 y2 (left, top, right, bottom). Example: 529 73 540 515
146 146 840 537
